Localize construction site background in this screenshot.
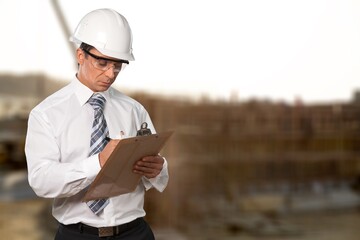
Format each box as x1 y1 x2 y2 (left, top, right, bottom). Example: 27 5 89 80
0 74 360 240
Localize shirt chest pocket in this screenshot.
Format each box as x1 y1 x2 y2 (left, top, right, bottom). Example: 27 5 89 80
58 113 93 162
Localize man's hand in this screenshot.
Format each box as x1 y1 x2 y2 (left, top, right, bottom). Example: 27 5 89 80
98 139 120 167
133 155 164 179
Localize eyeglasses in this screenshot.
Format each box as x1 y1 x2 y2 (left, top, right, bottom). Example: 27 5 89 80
81 48 129 73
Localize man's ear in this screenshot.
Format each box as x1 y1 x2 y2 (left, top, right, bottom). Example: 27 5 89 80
76 48 85 65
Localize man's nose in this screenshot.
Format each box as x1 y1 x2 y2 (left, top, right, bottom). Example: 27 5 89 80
104 66 116 78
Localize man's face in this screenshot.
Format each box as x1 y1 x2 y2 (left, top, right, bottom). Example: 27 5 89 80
76 48 122 92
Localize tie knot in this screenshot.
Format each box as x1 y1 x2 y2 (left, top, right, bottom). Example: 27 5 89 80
88 93 106 111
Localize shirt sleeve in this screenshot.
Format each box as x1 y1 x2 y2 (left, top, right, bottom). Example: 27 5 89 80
141 157 169 192
25 110 101 198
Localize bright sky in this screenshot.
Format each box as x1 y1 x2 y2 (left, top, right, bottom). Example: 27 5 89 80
1 0 360 103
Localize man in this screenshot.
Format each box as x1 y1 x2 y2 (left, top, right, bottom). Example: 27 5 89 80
25 8 168 240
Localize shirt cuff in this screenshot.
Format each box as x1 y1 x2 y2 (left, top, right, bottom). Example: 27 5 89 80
142 159 169 192
83 154 101 184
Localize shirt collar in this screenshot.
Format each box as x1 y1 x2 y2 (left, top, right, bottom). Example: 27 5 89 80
72 76 111 106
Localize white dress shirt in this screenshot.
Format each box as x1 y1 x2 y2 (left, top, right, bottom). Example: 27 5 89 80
25 77 169 227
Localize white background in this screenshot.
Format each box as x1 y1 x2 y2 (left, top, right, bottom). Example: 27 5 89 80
1 0 360 103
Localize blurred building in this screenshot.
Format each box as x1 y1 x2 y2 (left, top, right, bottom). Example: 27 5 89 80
133 91 360 228
1 75 360 230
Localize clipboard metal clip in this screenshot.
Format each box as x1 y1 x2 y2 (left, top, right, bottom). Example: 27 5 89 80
136 122 152 136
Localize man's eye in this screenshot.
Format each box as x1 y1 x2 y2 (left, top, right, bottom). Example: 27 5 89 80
97 60 108 67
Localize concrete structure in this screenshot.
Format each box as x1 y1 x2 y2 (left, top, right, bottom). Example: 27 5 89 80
1 75 359 232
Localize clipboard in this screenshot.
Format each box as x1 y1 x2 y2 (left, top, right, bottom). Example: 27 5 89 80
82 131 174 202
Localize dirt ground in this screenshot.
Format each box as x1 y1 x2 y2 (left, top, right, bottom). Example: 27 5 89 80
181 209 360 240
1 199 360 240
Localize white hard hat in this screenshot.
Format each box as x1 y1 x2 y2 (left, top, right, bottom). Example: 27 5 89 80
70 8 135 61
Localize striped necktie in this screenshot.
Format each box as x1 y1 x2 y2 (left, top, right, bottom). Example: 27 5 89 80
86 93 110 214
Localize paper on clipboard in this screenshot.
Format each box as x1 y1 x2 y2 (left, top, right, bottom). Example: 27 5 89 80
82 131 174 202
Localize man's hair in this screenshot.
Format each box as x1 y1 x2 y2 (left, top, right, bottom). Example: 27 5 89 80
80 42 94 58
77 42 94 67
